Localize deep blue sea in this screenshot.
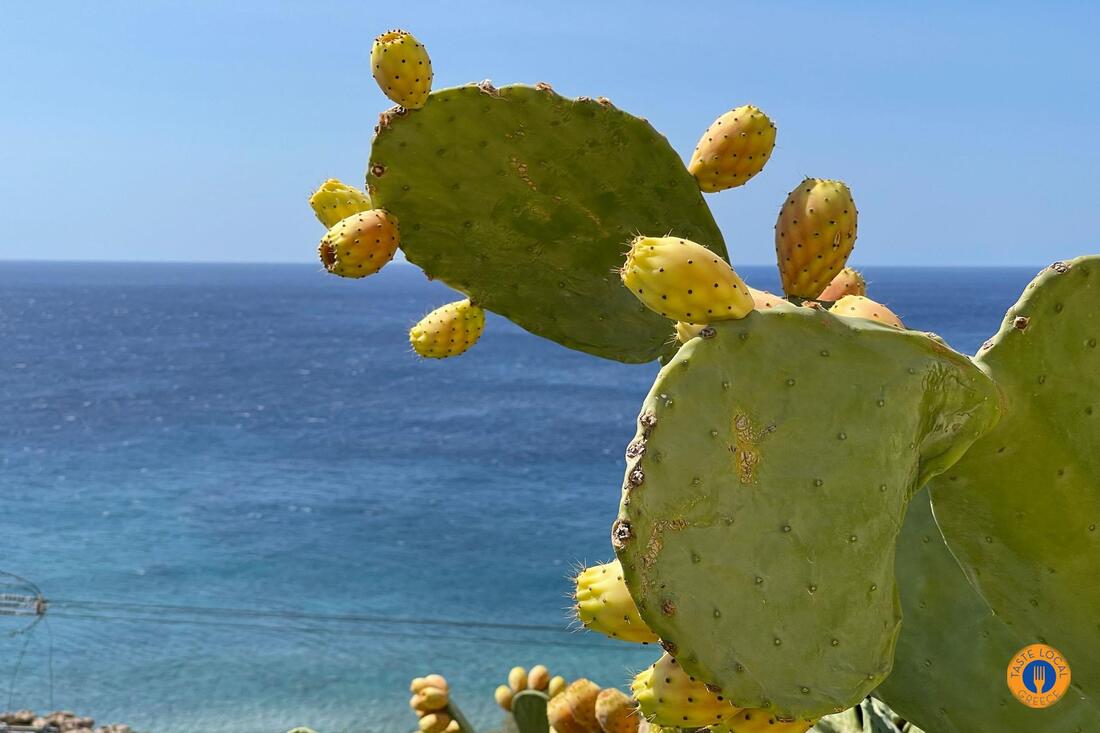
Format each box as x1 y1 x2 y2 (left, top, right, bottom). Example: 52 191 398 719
0 262 1046 733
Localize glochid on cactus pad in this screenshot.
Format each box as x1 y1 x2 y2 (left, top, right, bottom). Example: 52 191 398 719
368 84 727 363
573 559 658 643
774 178 857 299
928 256 1100 702
613 302 1000 719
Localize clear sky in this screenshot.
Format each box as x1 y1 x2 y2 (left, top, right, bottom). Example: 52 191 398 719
1 1 1097 266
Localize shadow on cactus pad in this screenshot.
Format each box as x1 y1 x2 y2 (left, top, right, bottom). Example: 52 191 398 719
929 255 1100 702
368 83 727 363
877 490 1099 732
612 303 1001 718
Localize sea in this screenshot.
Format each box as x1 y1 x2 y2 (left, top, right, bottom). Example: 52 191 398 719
0 261 1046 733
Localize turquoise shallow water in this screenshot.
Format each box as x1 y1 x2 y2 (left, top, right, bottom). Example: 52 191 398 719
0 262 1043 732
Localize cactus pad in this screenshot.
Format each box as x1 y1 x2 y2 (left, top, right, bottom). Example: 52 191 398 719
876 491 1099 732
613 303 1000 718
368 83 727 363
513 690 552 733
929 256 1100 699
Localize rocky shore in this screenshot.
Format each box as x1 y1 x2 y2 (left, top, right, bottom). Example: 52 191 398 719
0 710 134 733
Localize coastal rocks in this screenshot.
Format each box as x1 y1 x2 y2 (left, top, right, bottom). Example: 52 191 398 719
0 709 135 733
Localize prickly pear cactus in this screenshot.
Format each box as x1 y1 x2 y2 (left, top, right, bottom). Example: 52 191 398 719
876 490 1098 732
929 256 1100 700
368 83 727 363
612 303 1000 718
513 690 551 733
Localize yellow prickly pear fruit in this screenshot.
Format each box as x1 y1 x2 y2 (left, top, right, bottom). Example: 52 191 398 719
418 712 452 733
528 664 551 691
409 299 485 359
309 179 372 228
547 679 602 733
494 684 514 711
371 29 433 109
710 709 816 733
318 210 399 279
548 675 568 698
630 654 737 727
411 686 449 713
574 559 658 643
620 236 754 323
688 105 777 192
817 266 866 301
442 721 461 733
774 178 858 298
508 666 528 692
674 322 705 344
829 294 904 329
410 674 449 693
595 688 639 733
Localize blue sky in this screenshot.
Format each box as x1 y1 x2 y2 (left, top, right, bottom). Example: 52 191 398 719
1 1 1097 265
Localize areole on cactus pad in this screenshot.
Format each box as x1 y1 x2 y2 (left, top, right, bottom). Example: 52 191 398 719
367 83 728 363
612 302 1000 718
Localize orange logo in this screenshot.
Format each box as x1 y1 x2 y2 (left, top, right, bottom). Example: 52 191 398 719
1007 644 1071 708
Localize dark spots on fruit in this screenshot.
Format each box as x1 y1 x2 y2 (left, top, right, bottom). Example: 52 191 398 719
1013 316 1030 330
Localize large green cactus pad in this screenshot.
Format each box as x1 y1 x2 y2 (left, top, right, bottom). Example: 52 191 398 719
368 83 726 363
929 256 1100 698
877 491 1098 732
612 304 1000 718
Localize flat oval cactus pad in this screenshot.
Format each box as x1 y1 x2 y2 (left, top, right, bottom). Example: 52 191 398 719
612 304 1000 718
877 491 1099 732
368 83 726 363
930 256 1100 700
